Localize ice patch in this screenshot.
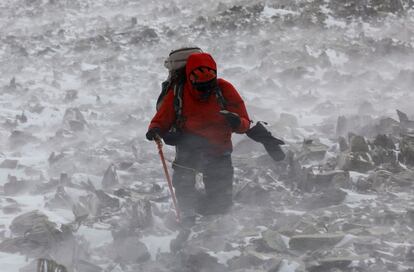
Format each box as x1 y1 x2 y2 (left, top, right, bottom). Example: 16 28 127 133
0 252 28 272
207 250 241 265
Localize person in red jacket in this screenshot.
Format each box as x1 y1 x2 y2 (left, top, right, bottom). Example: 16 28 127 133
146 52 250 227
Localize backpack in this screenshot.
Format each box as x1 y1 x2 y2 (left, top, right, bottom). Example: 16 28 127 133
157 47 227 129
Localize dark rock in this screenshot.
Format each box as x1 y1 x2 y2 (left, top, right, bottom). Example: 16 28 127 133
0 159 18 169
297 139 328 162
337 151 375 173
62 107 87 132
227 252 265 270
400 134 414 165
48 152 65 165
95 190 120 210
338 136 348 152
102 164 119 189
255 230 288 253
180 246 227 272
113 236 150 264
64 89 78 102
4 175 27 195
289 233 345 251
10 210 49 235
350 135 369 152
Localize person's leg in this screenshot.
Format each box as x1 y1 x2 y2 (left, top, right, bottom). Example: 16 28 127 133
201 154 234 215
172 147 198 226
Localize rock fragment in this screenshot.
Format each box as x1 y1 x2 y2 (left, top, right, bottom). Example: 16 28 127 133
289 233 345 251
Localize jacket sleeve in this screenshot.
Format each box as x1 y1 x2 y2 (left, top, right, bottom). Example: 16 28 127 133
148 89 176 134
218 79 251 133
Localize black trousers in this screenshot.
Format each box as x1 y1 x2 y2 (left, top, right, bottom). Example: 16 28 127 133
172 145 234 218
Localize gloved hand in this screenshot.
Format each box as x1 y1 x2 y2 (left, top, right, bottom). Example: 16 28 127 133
220 110 241 129
146 127 161 141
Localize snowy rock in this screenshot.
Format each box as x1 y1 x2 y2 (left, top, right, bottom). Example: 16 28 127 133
255 230 288 253
289 233 345 251
297 139 329 162
337 151 375 173
101 164 119 189
350 135 369 152
307 170 351 191
62 107 87 132
46 186 73 209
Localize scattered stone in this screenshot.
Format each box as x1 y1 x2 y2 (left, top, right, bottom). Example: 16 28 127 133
95 190 120 210
102 164 119 189
297 139 328 162
62 107 87 132
46 186 73 209
48 152 65 165
289 233 345 251
0 159 18 169
64 90 78 102
255 230 288 253
307 170 351 191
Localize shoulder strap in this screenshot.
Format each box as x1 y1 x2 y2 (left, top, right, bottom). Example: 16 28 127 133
173 79 185 128
215 85 227 110
173 80 228 128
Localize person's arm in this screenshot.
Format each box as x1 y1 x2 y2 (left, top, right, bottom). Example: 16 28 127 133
148 89 176 134
218 79 250 133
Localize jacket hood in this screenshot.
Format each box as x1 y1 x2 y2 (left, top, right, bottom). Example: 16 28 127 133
186 52 217 80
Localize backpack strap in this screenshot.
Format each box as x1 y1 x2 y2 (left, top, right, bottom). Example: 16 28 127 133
214 84 227 110
172 79 228 129
173 79 185 128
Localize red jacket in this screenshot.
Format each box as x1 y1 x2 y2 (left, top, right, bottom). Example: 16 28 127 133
149 53 250 154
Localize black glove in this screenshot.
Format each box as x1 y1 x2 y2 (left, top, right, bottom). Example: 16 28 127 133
146 127 161 141
220 110 241 129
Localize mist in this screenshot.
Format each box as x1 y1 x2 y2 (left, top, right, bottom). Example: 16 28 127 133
0 0 414 271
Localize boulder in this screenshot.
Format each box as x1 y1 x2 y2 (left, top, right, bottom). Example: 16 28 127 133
289 233 345 251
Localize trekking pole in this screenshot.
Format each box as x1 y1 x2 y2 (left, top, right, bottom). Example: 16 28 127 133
155 136 181 222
